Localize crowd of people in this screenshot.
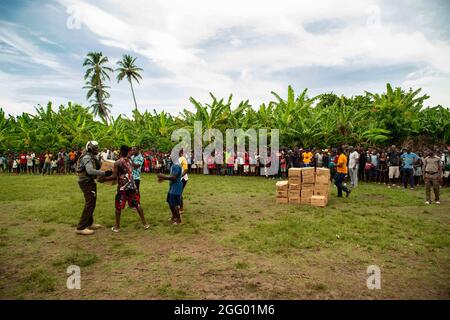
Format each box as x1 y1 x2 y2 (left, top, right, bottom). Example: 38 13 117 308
1 144 449 231
2 145 450 189
0 148 175 175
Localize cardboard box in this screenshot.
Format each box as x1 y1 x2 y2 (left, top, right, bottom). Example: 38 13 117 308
300 196 312 204
311 195 328 207
288 168 302 177
99 160 117 185
288 177 301 185
289 189 300 197
314 183 329 193
315 174 330 185
288 197 301 204
277 190 288 197
313 188 329 197
301 167 315 175
276 197 289 204
302 175 315 184
289 183 301 190
301 183 314 192
316 168 331 176
276 181 289 191
301 190 313 198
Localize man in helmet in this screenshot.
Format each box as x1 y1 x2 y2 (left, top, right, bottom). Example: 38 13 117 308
76 141 112 235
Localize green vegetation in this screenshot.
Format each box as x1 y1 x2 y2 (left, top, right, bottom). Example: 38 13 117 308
0 174 448 299
1 84 449 153
2 51 448 153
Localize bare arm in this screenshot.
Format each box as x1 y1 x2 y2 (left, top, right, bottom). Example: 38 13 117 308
158 173 177 181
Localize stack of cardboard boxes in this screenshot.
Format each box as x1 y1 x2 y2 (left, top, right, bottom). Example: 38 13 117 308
288 168 301 204
276 180 289 204
276 167 331 207
300 167 315 204
311 168 331 207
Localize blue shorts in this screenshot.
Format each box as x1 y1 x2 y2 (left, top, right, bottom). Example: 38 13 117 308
166 193 182 207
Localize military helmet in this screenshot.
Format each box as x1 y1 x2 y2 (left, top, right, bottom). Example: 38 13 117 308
85 141 99 152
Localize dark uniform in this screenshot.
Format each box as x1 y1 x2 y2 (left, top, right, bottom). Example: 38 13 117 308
77 153 106 230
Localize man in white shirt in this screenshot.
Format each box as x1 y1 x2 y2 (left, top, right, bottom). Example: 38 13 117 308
348 146 360 188
100 149 109 161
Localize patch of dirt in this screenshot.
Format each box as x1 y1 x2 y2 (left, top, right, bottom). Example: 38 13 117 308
0 209 449 300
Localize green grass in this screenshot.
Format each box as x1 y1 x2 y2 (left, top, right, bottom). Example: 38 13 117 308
0 173 449 299
52 251 100 268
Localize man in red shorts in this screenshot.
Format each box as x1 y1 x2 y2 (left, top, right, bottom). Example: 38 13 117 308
102 145 150 233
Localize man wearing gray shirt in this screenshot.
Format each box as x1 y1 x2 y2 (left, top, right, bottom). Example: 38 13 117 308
423 149 442 205
76 141 112 235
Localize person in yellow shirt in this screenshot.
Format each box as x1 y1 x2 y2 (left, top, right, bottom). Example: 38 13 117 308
335 147 351 198
178 149 189 214
302 148 313 167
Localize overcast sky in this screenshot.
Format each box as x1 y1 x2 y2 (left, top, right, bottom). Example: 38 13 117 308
0 0 449 117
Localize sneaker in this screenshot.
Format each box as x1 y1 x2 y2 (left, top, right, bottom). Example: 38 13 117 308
388 185 391 189
143 224 150 230
435 201 441 205
346 190 351 198
75 228 95 235
88 223 102 230
410 187 414 190
425 201 430 205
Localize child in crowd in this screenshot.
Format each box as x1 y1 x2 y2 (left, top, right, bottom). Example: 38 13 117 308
12 158 18 174
51 159 58 174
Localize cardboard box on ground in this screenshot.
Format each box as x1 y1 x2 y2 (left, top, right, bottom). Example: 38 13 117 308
276 167 331 207
311 195 328 207
276 180 289 203
99 160 117 185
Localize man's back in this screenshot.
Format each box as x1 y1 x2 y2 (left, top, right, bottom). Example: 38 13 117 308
424 156 440 174
169 164 183 195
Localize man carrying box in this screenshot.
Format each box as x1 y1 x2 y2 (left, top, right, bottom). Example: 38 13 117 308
102 145 150 233
75 141 112 235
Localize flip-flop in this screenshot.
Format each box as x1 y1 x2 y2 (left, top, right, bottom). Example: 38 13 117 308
111 226 120 233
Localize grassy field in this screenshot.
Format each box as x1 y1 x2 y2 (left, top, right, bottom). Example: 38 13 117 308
0 173 449 299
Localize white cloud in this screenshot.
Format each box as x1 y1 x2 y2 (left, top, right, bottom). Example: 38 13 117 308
54 0 449 108
0 21 65 72
1 0 449 116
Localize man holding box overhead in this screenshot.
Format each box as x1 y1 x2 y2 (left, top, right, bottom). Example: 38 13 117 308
75 141 112 235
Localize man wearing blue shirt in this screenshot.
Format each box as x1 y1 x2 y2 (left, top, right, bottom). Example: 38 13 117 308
401 148 419 189
131 147 144 193
158 163 183 225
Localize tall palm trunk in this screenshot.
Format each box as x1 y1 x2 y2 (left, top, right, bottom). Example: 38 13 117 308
129 78 138 112
97 79 109 125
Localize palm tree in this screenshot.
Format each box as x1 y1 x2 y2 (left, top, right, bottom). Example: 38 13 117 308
83 52 114 124
82 81 112 124
116 54 143 112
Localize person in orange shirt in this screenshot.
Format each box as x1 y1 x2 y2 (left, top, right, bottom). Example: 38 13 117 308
302 148 313 167
335 147 351 198
68 150 76 173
